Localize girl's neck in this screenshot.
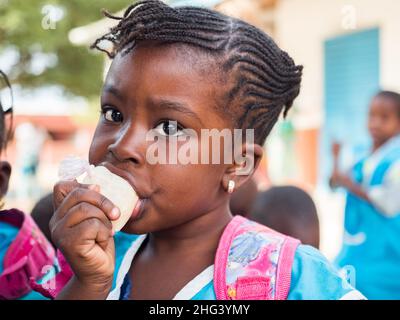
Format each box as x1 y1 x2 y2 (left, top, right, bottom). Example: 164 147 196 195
372 142 383 153
147 204 233 256
372 132 400 152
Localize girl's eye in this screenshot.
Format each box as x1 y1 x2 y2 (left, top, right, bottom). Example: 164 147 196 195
103 108 123 123
155 121 184 137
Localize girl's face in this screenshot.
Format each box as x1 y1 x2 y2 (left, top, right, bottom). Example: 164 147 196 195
368 96 400 146
89 43 241 234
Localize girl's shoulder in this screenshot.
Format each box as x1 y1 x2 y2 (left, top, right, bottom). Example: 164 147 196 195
288 244 366 300
217 217 365 300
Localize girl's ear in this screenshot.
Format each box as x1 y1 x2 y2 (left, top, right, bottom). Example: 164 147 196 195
0 161 11 198
222 143 263 193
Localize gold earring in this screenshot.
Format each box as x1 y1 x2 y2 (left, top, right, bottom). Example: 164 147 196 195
227 180 235 194
0 198 5 210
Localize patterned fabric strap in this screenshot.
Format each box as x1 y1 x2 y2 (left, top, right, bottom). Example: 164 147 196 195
0 209 55 299
214 216 300 300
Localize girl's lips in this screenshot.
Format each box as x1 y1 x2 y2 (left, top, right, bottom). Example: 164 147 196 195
131 198 147 220
100 162 150 200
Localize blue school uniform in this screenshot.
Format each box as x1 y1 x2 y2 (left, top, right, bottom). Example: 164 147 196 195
107 232 364 300
335 135 400 299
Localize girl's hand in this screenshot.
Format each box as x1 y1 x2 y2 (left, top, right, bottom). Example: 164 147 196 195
329 170 348 189
331 141 342 159
50 180 121 295
330 141 342 189
330 171 353 189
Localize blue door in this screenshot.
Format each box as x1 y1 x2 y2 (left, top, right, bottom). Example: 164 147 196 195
320 28 380 185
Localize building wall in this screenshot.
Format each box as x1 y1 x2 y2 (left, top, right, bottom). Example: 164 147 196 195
274 0 400 130
216 0 275 34
270 0 400 188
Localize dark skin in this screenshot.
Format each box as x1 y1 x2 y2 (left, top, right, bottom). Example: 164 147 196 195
330 95 400 201
51 43 263 300
0 160 11 203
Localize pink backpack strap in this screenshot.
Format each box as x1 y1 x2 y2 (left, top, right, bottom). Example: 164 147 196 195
0 209 55 299
214 215 243 300
214 215 300 300
275 236 299 300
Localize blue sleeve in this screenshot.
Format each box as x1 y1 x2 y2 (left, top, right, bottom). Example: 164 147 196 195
287 244 364 300
0 221 19 273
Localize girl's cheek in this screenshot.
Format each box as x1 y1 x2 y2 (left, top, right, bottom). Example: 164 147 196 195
153 164 195 194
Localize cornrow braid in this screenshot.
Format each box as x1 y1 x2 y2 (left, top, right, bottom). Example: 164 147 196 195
92 0 303 144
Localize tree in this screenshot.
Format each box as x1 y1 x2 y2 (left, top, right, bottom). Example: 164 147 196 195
0 0 133 100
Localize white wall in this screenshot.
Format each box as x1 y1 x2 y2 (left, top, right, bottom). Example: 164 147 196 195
274 0 400 130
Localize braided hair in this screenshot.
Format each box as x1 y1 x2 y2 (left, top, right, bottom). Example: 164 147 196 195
92 0 303 144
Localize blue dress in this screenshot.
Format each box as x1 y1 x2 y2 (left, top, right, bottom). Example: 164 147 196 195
335 135 400 299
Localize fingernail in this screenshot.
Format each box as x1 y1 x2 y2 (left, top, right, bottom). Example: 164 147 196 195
111 207 120 219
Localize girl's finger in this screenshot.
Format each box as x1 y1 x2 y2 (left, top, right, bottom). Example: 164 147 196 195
53 187 120 222
54 218 113 254
53 180 81 209
67 218 113 250
53 180 99 209
59 202 113 231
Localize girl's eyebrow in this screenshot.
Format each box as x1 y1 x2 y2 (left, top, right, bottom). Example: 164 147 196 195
151 98 204 126
103 84 125 101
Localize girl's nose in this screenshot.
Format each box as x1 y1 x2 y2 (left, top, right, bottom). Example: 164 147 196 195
107 124 147 166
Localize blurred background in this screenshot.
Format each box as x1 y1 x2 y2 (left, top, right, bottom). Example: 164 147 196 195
1 0 399 259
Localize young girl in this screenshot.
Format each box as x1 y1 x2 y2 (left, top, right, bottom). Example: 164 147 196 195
331 91 400 299
0 70 56 300
48 0 364 300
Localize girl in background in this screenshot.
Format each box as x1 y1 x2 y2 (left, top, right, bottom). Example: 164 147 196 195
331 91 400 299
0 70 55 300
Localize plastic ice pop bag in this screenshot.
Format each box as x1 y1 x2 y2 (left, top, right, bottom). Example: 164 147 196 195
58 156 139 232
